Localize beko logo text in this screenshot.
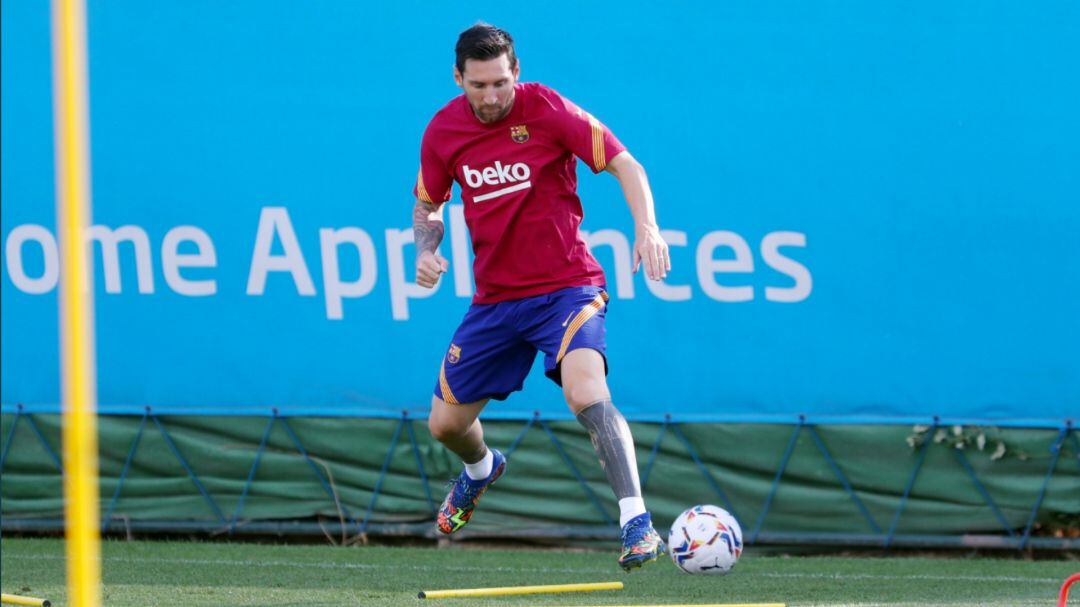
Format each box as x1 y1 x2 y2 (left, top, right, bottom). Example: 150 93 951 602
462 161 531 188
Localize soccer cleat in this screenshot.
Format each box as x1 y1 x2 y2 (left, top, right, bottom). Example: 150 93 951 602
618 512 666 571
436 448 506 535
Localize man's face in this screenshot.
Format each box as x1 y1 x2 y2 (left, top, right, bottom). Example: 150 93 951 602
454 54 519 124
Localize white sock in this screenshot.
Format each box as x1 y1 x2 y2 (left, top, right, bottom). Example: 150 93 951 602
619 497 647 528
464 448 493 481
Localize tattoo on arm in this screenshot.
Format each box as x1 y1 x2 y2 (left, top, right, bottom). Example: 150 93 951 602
413 199 445 255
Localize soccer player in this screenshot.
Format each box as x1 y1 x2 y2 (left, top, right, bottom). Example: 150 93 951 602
413 23 670 571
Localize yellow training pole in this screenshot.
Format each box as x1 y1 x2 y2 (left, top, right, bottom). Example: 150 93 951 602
51 0 101 605
0 594 52 607
418 581 623 599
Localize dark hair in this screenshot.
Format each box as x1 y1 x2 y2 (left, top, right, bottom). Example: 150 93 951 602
455 23 516 75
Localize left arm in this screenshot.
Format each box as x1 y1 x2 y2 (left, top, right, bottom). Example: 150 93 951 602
539 86 670 278
605 151 670 280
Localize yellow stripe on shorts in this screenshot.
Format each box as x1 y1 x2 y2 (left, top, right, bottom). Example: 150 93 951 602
439 361 459 404
556 292 608 363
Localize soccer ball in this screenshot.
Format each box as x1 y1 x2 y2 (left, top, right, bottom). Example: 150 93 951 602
668 504 743 574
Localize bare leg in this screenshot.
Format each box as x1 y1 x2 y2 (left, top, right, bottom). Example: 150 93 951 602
561 348 612 415
430 395 502 536
428 395 490 463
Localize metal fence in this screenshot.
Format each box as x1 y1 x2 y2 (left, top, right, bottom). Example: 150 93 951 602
2 404 1077 550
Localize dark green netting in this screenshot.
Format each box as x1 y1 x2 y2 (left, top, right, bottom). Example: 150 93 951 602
1 413 1077 548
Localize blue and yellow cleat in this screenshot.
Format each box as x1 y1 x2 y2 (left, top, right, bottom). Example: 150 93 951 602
436 448 507 535
618 512 666 571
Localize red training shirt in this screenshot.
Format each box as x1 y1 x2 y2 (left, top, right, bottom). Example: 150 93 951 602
413 82 627 304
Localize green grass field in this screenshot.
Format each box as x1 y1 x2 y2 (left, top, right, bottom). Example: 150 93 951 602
1 538 1075 607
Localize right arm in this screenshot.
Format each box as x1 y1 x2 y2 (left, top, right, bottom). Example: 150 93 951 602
413 118 453 289
413 198 449 288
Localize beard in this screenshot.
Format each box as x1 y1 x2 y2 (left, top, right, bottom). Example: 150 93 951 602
472 99 513 124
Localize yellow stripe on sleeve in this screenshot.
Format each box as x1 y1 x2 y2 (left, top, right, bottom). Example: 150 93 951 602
416 168 433 203
588 114 606 171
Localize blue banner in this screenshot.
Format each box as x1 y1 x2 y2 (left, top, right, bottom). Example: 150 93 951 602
3 1 1077 424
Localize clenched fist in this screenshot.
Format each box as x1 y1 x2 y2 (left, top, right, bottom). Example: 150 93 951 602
416 250 449 288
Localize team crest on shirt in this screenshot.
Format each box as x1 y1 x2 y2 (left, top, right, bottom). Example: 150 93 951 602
510 124 529 144
447 344 462 364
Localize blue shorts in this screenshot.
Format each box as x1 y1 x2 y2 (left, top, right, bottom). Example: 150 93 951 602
434 286 609 404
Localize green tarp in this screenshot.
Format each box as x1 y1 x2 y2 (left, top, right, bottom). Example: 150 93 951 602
1 414 1077 544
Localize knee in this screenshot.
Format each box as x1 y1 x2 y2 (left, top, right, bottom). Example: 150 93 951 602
560 349 610 413
563 379 609 413
428 415 459 443
428 403 468 443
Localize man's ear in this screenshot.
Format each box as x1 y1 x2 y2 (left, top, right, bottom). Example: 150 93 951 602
453 65 463 88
